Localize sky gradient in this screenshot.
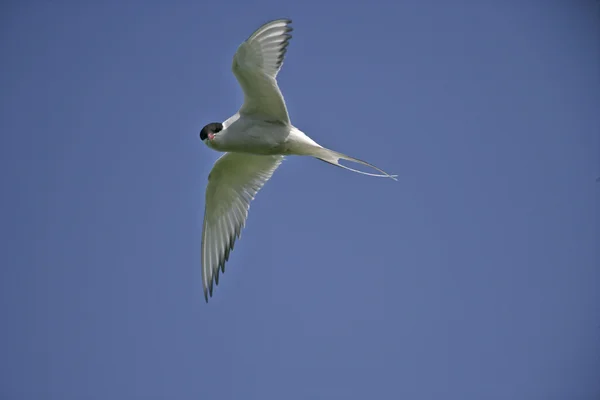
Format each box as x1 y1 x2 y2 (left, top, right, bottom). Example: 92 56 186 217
1 2 599 399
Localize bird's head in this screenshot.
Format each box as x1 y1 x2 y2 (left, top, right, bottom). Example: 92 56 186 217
200 122 223 145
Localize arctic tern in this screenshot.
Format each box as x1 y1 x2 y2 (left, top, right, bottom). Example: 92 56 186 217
199 18 396 302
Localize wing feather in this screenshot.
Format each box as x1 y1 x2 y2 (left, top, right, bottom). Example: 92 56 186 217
201 153 284 302
232 19 293 123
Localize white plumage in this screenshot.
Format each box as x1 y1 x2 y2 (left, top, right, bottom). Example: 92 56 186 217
199 19 396 302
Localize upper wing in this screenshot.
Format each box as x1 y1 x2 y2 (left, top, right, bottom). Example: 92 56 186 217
201 152 284 302
232 19 293 124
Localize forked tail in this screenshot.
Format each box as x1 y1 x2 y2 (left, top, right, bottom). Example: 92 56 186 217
311 147 398 181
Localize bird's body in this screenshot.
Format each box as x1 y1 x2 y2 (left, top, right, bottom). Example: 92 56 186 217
199 19 396 302
207 113 319 156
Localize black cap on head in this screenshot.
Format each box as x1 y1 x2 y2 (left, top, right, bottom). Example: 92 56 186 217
200 122 223 141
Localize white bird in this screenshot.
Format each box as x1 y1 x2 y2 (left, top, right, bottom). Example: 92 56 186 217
199 18 396 302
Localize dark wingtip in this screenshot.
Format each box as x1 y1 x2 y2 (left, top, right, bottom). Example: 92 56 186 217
273 18 292 28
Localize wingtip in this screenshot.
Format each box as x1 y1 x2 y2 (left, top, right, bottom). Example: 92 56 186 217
262 18 292 27
269 18 293 29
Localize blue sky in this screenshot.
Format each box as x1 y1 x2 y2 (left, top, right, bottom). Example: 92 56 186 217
1 2 599 399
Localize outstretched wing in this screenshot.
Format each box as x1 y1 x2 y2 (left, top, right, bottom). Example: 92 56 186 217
201 152 284 302
232 19 293 123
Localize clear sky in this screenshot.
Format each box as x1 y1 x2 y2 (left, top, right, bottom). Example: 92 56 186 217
1 2 599 399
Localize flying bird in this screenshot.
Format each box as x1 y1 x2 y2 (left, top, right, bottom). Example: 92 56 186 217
199 19 396 302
